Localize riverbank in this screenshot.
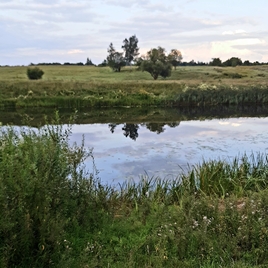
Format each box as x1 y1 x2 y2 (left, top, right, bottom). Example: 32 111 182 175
2 105 268 126
1 116 268 267
1 65 268 109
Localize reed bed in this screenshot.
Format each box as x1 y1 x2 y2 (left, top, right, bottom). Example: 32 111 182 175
1 113 268 267
1 83 268 109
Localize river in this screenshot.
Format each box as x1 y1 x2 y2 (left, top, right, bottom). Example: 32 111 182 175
1 106 268 185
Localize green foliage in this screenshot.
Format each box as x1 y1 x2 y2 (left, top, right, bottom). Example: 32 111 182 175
107 43 126 72
223 57 243 67
183 153 268 197
140 60 172 80
0 112 111 267
122 35 139 65
140 47 172 80
85 57 94 66
167 49 183 69
27 67 44 80
210 58 222 66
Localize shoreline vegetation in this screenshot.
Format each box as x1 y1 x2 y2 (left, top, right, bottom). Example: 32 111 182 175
1 105 268 127
1 65 268 109
1 114 268 267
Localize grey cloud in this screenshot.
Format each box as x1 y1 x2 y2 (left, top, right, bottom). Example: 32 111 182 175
28 8 98 23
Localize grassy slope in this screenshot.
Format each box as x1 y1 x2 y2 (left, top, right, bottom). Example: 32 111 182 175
0 65 268 108
1 65 268 84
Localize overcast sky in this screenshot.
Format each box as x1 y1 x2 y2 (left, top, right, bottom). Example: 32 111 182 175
1 0 268 65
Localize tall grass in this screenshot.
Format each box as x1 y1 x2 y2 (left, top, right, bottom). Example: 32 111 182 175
1 113 268 267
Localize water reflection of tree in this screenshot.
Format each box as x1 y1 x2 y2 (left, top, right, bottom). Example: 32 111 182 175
143 122 180 134
142 123 166 134
108 121 180 140
108 123 139 141
122 124 139 141
108 123 117 133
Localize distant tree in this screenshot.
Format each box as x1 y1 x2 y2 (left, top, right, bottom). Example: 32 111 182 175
140 47 172 80
188 60 197 66
210 58 222 66
98 59 108 67
243 60 251 66
107 43 126 72
27 67 44 80
167 49 182 69
223 57 242 67
85 57 94 66
122 35 139 65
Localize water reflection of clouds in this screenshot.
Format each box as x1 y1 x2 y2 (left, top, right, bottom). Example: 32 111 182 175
68 118 268 184
219 122 241 127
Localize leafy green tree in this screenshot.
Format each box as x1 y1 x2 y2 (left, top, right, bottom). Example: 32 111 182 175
243 60 251 66
122 35 139 65
167 49 182 69
85 57 94 66
140 47 172 80
223 57 242 67
210 58 222 66
107 43 126 72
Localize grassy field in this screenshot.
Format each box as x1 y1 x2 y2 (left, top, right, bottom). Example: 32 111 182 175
1 114 268 267
1 64 268 84
0 65 268 109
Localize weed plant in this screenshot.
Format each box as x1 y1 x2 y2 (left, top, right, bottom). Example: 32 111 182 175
1 113 268 267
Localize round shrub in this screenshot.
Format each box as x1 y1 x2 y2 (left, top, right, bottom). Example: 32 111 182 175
27 67 44 80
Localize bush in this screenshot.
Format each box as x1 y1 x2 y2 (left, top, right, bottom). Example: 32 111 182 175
0 112 103 267
27 67 44 80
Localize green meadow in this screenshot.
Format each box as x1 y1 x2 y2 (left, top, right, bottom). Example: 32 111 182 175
0 65 268 109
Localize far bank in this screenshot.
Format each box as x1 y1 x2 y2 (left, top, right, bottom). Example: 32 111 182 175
1 65 268 109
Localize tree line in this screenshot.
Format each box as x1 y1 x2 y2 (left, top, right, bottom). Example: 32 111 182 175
4 34 268 80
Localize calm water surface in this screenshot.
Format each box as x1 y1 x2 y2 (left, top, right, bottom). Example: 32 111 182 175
69 117 268 185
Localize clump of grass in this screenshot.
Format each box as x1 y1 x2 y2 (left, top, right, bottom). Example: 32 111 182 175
183 154 268 197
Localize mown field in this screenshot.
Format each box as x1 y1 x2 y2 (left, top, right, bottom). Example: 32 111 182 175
0 65 268 109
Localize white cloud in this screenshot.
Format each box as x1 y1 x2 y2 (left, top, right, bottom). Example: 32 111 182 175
67 49 84 54
211 38 266 60
222 29 247 35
